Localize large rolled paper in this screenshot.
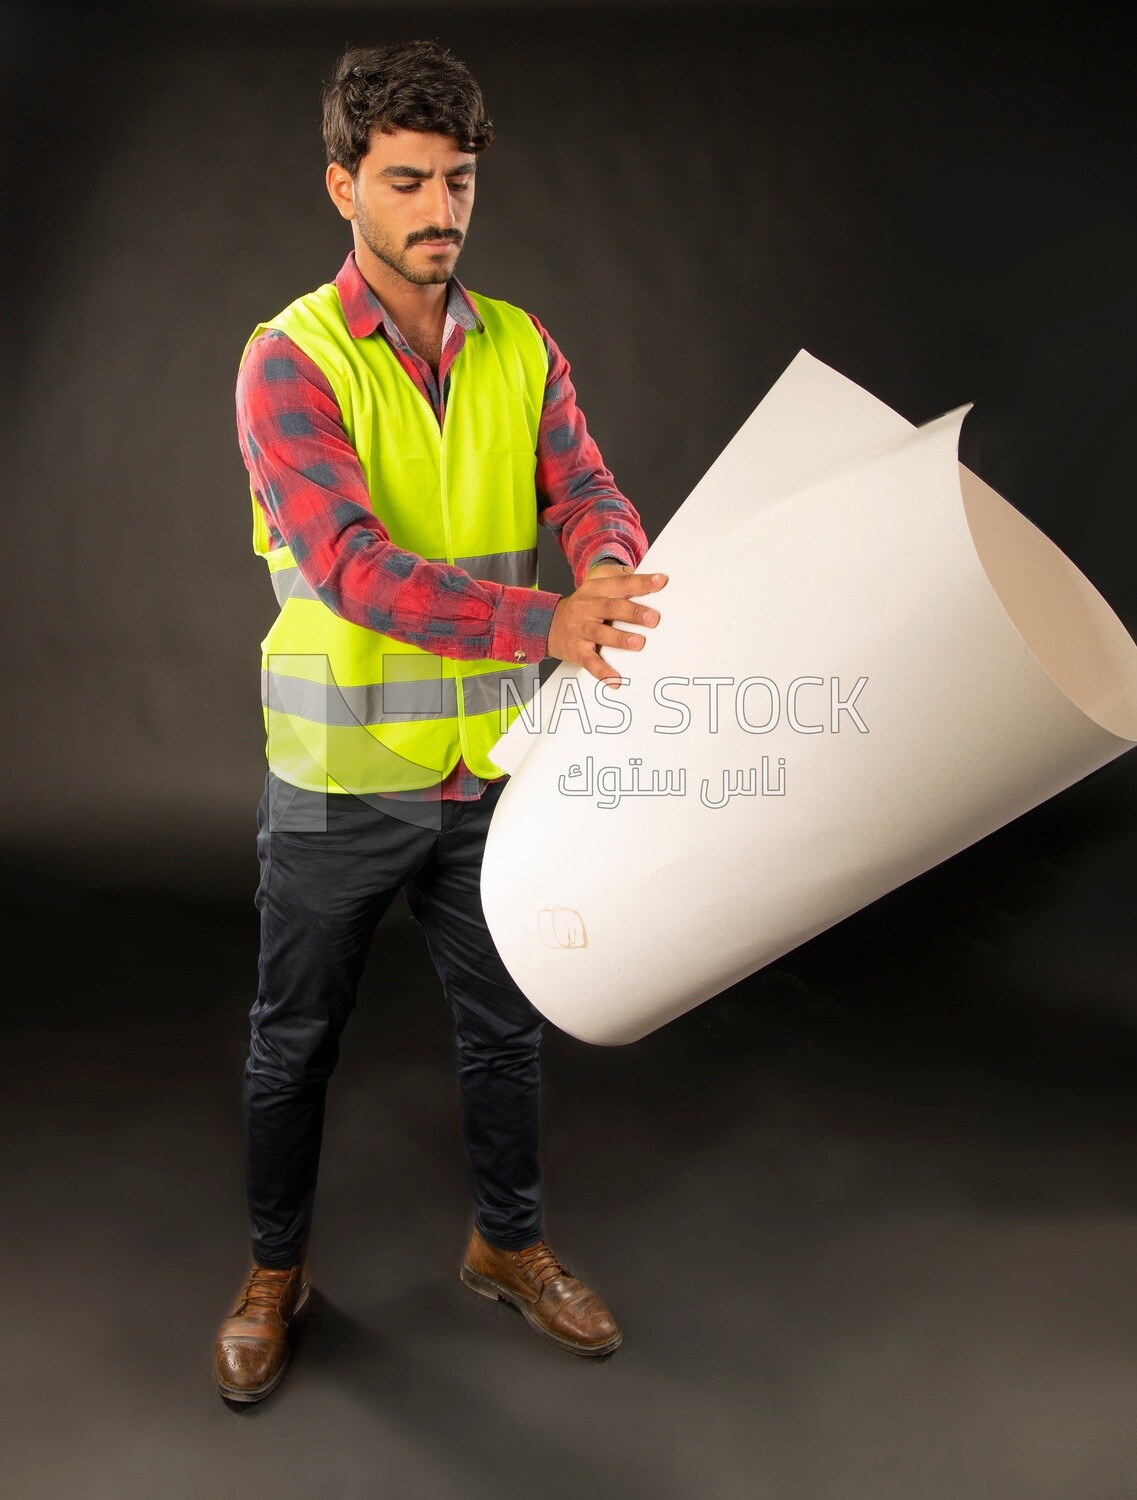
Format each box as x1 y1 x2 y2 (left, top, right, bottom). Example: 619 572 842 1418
480 351 1137 1045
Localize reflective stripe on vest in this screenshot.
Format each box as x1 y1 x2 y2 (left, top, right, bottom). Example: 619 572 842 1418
241 283 549 795
261 659 542 724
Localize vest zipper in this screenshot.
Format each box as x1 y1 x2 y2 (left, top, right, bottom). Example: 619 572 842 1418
437 363 469 764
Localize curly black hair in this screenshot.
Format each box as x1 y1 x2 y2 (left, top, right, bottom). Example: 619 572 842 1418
322 40 494 176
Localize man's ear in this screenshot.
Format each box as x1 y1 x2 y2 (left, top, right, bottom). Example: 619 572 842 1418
326 163 355 221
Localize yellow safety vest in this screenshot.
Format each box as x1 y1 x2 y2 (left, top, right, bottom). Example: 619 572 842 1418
239 281 549 795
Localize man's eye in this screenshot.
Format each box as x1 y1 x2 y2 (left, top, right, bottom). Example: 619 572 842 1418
392 183 419 193
448 179 471 191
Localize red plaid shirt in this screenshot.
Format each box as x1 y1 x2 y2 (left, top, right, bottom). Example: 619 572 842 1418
236 250 649 801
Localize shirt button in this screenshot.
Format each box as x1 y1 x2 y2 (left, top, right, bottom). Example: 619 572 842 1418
514 649 526 661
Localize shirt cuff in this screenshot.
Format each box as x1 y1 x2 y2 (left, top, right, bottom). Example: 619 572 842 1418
489 585 563 665
579 545 637 584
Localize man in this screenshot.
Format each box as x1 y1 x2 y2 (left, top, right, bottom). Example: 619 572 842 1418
213 39 668 1404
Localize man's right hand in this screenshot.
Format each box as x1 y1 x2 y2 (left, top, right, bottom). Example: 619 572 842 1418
546 567 668 687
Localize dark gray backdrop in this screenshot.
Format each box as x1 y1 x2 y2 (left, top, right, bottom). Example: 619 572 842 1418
3 0 1135 864
5 6 1137 1496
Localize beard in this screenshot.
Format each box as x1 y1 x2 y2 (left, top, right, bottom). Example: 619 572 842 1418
353 191 464 287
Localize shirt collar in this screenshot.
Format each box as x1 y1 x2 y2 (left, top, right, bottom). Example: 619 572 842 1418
335 248 482 339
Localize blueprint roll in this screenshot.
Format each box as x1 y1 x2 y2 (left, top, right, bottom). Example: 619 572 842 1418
480 352 1137 1045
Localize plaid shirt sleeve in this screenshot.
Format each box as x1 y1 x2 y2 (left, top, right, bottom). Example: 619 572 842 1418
529 313 650 584
236 318 650 664
236 330 561 665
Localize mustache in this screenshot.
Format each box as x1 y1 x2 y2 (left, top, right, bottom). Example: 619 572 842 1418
405 227 464 248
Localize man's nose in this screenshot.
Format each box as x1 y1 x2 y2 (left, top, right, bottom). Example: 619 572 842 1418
426 179 457 227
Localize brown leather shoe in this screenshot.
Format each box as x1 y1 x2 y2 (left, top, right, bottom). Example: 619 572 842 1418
459 1226 622 1357
213 1262 310 1403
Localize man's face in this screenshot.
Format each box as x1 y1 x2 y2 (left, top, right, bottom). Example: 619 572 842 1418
332 127 477 287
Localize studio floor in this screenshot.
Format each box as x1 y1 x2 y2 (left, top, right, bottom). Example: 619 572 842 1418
4 757 1137 1499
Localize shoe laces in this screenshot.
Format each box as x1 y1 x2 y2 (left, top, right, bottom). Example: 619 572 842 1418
516 1241 572 1286
239 1266 296 1315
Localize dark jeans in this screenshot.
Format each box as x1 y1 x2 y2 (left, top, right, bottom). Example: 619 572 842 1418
244 772 546 1268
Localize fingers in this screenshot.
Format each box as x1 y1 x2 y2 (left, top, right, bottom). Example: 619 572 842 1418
607 601 660 627
587 569 668 598
588 570 669 624
584 571 668 664
546 568 669 678
579 649 624 686
574 622 649 689
581 619 648 651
